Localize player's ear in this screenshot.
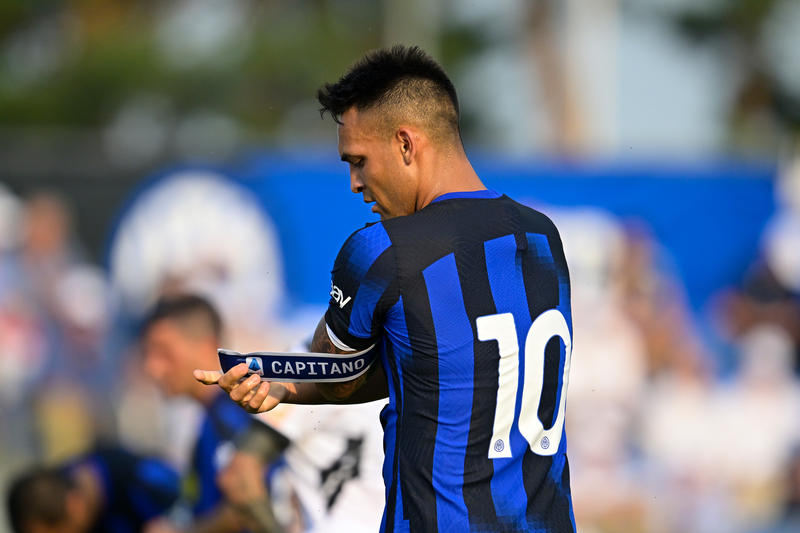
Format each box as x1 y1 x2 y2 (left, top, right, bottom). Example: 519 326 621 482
396 127 417 166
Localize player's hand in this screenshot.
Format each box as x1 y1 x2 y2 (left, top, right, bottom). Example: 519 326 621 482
217 451 268 507
193 364 288 414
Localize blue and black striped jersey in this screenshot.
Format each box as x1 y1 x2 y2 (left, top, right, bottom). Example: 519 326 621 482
65 448 180 533
189 391 255 517
325 190 575 533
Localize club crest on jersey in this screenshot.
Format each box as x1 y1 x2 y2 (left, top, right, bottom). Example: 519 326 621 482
246 357 264 376
330 282 352 309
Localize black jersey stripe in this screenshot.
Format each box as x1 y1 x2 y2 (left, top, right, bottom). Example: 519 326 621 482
380 334 402 533
451 240 500 527
397 274 439 532
518 233 560 430
517 232 575 531
423 253 474 531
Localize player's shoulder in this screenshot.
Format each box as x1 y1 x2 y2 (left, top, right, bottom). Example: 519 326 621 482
343 221 392 249
398 192 562 238
336 221 394 268
500 195 563 237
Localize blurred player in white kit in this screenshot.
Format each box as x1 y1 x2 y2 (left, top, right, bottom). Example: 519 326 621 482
218 339 386 533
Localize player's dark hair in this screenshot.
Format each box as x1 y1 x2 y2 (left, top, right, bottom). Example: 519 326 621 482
6 468 74 533
141 293 223 341
317 45 462 148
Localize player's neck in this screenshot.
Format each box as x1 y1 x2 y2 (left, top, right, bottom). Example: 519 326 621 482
416 154 485 211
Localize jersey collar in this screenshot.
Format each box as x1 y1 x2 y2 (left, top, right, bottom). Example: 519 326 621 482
431 189 502 203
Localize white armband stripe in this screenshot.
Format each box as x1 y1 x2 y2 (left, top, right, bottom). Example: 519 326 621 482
326 322 357 352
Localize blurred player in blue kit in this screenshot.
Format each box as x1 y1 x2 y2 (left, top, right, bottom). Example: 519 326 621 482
6 447 180 533
197 45 576 532
141 295 288 533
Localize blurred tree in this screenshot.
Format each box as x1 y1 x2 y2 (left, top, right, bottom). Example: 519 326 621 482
667 0 800 153
0 0 485 142
0 0 486 261
0 0 382 135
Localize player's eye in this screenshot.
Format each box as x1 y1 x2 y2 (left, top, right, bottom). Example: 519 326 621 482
353 159 365 168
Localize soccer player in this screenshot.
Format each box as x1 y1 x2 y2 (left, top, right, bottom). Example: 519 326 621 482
141 294 288 533
6 447 180 533
197 45 575 532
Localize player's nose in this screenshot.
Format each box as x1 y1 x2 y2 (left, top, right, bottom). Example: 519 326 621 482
350 171 365 194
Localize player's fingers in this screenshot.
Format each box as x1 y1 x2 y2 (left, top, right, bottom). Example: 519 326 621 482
247 382 272 413
229 373 261 403
218 363 249 392
239 386 258 405
193 369 221 385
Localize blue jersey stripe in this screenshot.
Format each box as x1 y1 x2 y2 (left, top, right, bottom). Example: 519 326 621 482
348 272 392 339
484 234 533 523
341 223 393 339
342 223 392 278
378 338 396 533
422 253 473 532
382 297 411 532
431 189 502 203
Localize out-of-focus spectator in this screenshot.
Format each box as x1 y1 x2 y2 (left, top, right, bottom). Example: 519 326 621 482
9 192 116 462
714 259 800 372
0 186 47 459
5 446 180 533
755 449 800 533
550 207 650 532
107 171 302 481
641 324 800 533
18 193 81 313
714 324 800 529
115 352 205 471
0 183 22 298
715 158 800 371
618 223 709 380
639 335 724 533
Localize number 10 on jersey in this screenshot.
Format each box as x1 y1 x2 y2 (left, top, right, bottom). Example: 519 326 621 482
477 309 572 459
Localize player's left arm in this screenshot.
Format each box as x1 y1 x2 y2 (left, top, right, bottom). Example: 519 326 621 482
196 225 394 411
308 316 388 402
193 316 387 413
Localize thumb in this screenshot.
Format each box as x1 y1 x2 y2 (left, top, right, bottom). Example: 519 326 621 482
194 369 222 385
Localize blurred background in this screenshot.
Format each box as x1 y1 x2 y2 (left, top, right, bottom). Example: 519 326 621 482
2 0 800 532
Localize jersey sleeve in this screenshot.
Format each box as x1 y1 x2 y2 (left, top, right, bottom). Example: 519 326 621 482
325 222 399 352
86 448 181 525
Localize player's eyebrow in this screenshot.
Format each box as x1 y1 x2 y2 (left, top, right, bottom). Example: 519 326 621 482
340 153 365 165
